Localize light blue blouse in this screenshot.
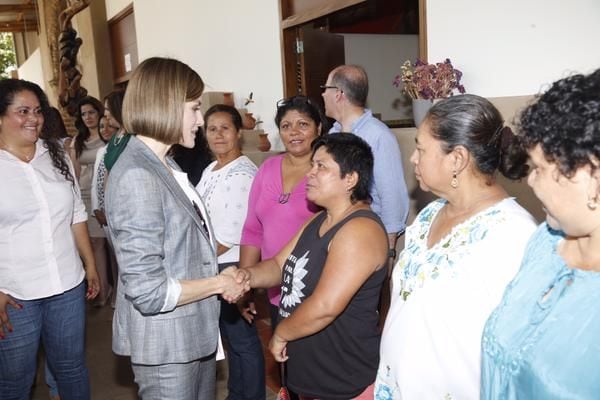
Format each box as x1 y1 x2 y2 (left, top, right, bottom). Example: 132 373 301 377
481 223 600 399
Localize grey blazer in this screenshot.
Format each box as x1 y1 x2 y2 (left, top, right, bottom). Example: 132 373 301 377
105 136 219 365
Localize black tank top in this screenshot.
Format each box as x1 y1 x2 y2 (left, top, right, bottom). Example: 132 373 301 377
279 209 387 400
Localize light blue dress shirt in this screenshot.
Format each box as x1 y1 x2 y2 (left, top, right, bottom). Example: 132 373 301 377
481 223 600 399
330 110 409 234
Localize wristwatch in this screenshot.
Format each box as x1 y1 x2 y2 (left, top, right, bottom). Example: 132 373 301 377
388 249 397 259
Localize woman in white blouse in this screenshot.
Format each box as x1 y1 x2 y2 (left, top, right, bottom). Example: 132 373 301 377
374 95 537 399
0 79 100 399
195 104 263 400
91 90 125 308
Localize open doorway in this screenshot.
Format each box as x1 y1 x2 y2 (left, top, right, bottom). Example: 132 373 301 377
0 33 17 78
280 0 422 127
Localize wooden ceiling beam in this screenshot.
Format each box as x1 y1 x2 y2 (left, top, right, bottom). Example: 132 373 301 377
0 4 36 13
0 20 38 32
281 0 366 29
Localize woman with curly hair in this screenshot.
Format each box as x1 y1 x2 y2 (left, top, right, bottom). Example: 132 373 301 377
481 69 600 398
0 79 100 399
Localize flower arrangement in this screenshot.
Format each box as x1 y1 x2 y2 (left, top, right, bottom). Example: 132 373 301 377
394 58 466 100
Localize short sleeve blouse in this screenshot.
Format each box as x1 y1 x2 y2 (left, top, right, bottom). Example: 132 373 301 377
375 198 536 400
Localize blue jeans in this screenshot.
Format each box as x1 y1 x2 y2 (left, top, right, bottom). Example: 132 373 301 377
219 263 265 400
0 281 90 400
45 359 59 398
220 300 266 400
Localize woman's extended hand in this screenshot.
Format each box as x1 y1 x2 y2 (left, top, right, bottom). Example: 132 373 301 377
0 291 21 338
237 292 258 324
93 209 107 226
85 266 101 300
269 332 289 362
220 267 250 303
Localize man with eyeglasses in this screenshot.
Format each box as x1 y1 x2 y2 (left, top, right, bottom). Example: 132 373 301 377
321 65 409 263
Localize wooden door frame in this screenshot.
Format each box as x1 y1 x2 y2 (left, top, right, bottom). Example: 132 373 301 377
418 0 427 61
280 0 366 29
278 0 428 97
108 3 137 85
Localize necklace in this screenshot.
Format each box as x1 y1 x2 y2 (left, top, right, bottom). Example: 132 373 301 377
278 192 291 204
113 131 125 146
0 137 35 162
280 154 311 205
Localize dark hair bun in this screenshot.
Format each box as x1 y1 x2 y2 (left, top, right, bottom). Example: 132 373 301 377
498 126 529 180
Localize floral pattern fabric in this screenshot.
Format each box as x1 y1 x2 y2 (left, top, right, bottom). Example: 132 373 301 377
375 198 536 400
196 155 257 264
396 200 500 301
95 157 107 210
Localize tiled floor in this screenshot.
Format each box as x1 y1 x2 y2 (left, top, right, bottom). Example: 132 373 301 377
31 291 278 399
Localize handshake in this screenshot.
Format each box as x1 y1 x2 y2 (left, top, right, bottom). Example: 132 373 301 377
219 267 251 303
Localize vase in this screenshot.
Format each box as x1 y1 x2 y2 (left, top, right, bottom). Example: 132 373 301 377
412 99 434 128
242 112 257 129
222 92 234 106
257 133 271 152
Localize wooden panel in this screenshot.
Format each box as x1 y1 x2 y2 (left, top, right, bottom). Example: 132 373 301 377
282 27 299 98
300 26 345 108
418 0 427 61
0 4 36 12
281 0 366 29
284 0 329 18
108 4 138 84
280 0 293 20
0 20 37 32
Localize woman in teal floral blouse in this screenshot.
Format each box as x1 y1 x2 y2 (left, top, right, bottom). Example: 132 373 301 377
481 68 600 399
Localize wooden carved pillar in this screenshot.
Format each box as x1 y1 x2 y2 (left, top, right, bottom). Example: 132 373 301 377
56 0 90 116
44 0 64 88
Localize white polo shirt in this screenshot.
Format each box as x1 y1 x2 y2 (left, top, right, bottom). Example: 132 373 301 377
0 139 87 300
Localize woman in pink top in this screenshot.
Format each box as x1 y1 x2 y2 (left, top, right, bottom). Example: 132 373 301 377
240 96 326 327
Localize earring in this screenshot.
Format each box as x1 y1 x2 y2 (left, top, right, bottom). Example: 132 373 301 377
451 171 458 188
587 196 598 210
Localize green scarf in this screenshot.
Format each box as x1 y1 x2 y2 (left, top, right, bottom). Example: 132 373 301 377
104 133 131 171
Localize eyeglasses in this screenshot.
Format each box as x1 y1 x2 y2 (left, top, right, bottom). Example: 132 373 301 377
319 85 339 92
276 95 316 109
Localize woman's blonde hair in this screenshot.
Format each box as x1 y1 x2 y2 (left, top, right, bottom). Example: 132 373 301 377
123 57 204 144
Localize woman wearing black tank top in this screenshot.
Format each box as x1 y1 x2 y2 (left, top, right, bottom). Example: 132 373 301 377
243 133 389 399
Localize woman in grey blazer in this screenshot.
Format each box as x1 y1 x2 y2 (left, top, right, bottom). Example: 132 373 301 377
105 57 248 400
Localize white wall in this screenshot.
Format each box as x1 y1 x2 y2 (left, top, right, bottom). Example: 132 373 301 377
343 34 418 121
17 48 44 88
427 0 600 97
105 0 132 20
132 0 284 148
